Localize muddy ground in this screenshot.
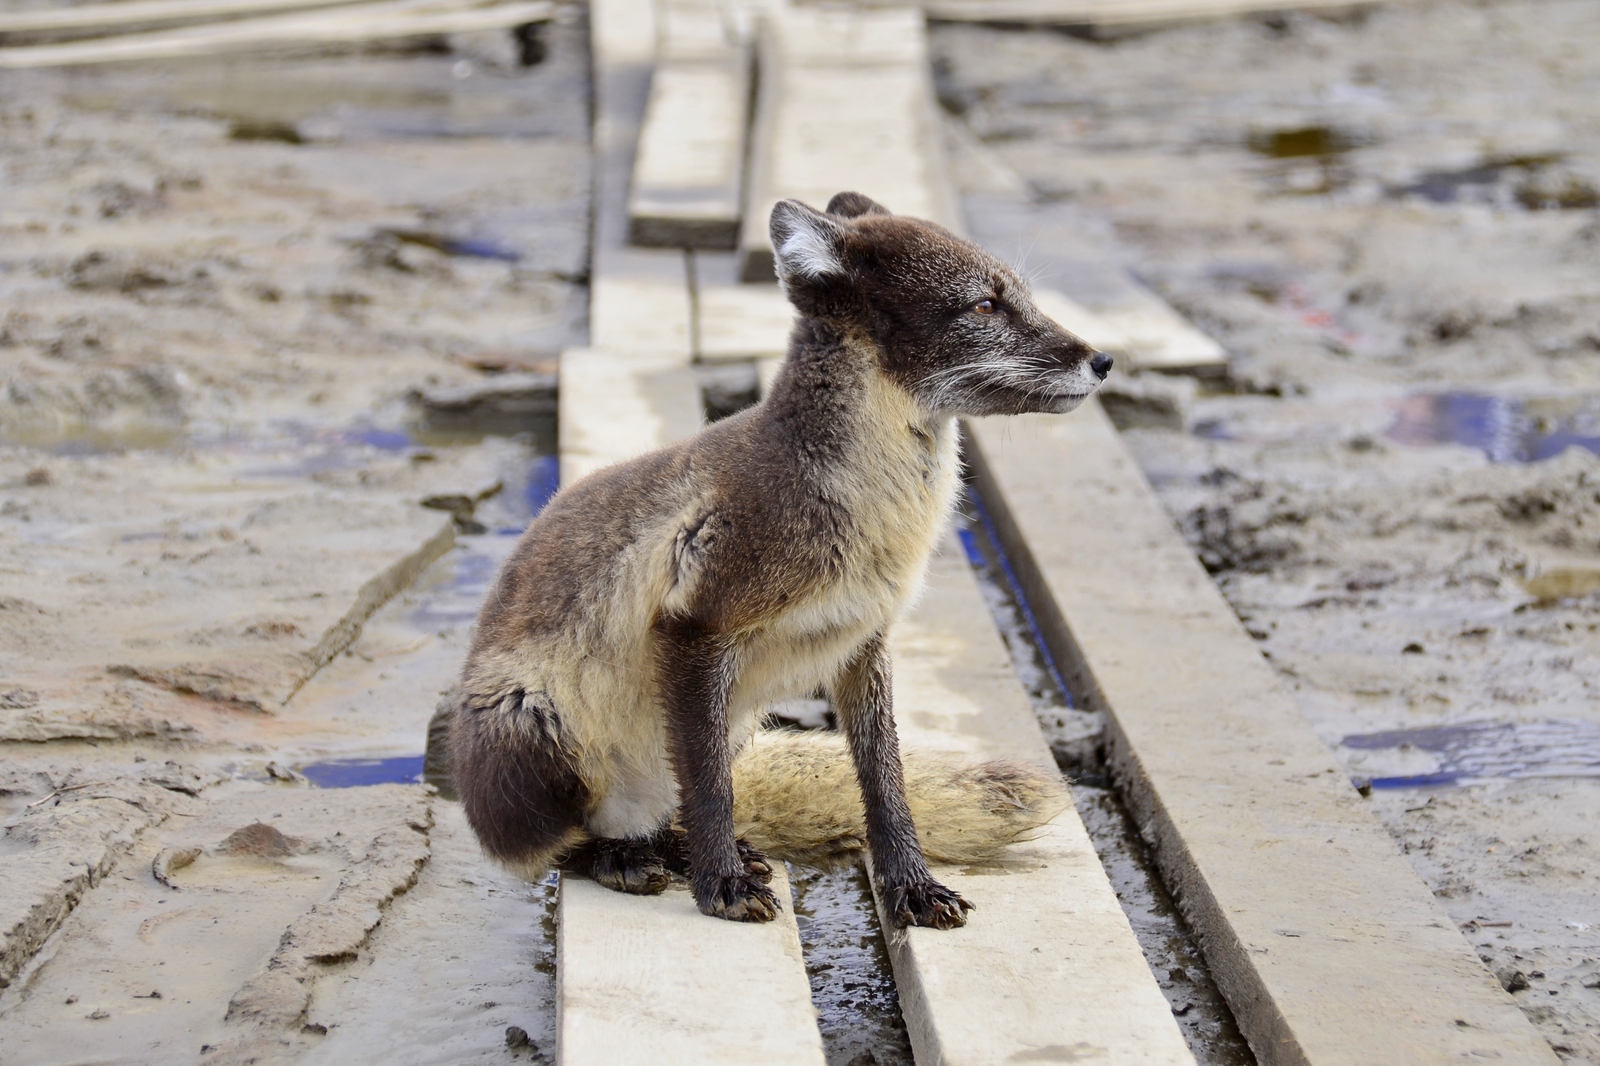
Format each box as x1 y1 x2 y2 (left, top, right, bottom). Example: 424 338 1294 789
0 22 589 1065
933 0 1600 1058
4 1 1599 1063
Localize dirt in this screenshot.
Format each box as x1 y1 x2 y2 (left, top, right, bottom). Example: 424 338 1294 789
8 2 1598 1062
0 24 590 1064
933 0 1600 1058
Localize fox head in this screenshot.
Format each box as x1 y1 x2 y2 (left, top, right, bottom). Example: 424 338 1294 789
769 192 1111 417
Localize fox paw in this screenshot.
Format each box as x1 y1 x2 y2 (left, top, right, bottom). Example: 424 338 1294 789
590 837 670 895
736 838 774 884
885 879 973 929
652 829 772 884
697 872 782 923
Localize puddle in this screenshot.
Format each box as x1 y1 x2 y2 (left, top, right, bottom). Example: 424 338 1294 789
956 482 1256 1066
1247 125 1361 196
1342 719 1600 790
788 862 915 1066
1386 393 1600 463
1247 125 1356 159
300 755 425 788
410 379 559 450
1398 155 1598 210
381 228 524 262
955 489 1074 710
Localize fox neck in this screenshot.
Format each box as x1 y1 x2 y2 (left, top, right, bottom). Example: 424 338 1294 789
764 315 963 525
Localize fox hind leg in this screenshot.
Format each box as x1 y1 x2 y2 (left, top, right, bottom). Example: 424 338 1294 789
569 836 672 895
652 826 773 884
450 688 590 878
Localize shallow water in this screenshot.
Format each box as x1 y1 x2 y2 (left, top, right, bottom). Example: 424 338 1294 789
1387 393 1600 464
1343 719 1600 790
788 862 916 1066
301 755 425 788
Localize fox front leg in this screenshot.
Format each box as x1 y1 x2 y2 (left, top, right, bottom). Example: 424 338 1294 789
834 633 973 929
656 617 781 922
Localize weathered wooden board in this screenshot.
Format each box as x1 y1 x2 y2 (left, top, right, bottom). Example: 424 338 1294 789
558 346 702 484
558 871 825 1066
1032 287 1133 356
628 4 752 249
880 535 1197 1066
696 283 794 362
924 0 1374 31
0 0 554 67
965 405 1563 1066
1089 288 1229 374
555 1 823 1062
0 0 373 36
738 3 959 280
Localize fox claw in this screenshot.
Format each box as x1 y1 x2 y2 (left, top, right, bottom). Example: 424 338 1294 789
698 871 782 922
588 837 671 895
886 879 973 929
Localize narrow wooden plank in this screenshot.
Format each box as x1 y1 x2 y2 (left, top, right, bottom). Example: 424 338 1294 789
628 4 752 249
0 0 374 36
1032 288 1132 357
556 2 824 1062
696 283 793 362
965 405 1563 1066
591 273 695 357
874 534 1196 1066
1034 285 1227 375
1090 289 1228 374
558 870 824 1066
0 0 554 68
557 347 701 484
738 2 959 280
923 0 1373 29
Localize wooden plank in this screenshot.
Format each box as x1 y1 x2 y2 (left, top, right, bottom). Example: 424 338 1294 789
0 0 554 68
880 534 1197 1066
696 283 793 362
964 405 1563 1066
1032 287 1132 357
738 2 960 280
0 0 375 36
557 346 702 484
1035 285 1228 376
923 0 1374 30
1089 289 1228 374
722 9 1190 1055
555 2 823 1062
628 4 752 249
557 870 825 1066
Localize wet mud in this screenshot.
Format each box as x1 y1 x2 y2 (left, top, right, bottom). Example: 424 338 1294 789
1 21 588 1065
934 0 1600 1056
788 862 916 1066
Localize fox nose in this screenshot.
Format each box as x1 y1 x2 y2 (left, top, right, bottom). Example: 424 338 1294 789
1089 352 1113 380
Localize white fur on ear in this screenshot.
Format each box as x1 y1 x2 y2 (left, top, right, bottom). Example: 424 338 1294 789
770 200 844 282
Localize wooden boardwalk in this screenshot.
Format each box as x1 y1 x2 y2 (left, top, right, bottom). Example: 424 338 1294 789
556 0 1199 1062
560 0 1566 1063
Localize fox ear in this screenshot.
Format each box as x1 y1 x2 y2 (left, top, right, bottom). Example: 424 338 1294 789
770 199 845 284
825 191 889 219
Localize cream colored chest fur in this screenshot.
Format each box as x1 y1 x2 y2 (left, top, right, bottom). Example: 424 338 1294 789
732 371 961 710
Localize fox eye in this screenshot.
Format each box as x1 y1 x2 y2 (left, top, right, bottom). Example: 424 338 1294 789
972 299 996 315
